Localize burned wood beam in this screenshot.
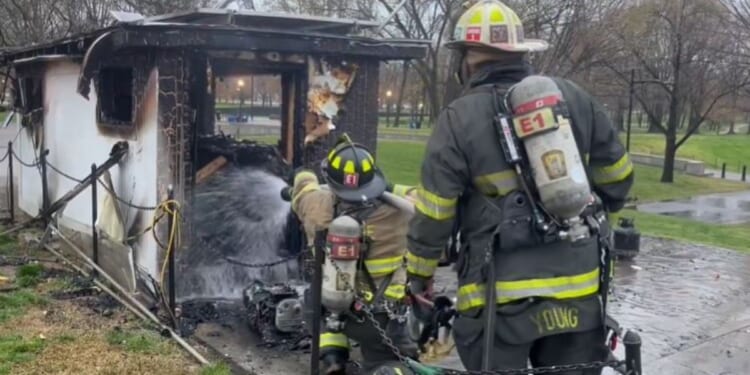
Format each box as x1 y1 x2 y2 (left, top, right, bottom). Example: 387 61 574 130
195 156 228 185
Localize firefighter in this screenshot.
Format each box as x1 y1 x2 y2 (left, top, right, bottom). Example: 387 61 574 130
406 1 634 374
291 136 418 374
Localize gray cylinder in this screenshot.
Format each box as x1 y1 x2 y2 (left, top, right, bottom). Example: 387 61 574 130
507 75 591 221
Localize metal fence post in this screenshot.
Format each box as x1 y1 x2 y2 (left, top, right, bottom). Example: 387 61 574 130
167 186 176 324
90 164 98 277
742 166 747 182
7 142 14 223
721 163 727 179
40 149 50 224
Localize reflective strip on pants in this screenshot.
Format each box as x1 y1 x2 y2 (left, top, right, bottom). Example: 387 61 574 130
456 268 601 311
320 332 349 349
365 255 404 278
592 154 633 184
384 284 406 301
473 170 519 197
415 188 457 220
406 251 439 277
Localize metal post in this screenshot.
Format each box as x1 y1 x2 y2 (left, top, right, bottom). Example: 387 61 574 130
90 164 99 276
742 166 747 182
167 185 177 322
721 163 727 179
7 142 14 223
40 149 49 224
626 69 635 152
624 330 642 375
309 230 325 375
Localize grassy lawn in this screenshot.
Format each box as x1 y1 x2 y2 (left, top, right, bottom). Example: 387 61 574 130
0 233 230 375
624 133 750 170
375 140 750 251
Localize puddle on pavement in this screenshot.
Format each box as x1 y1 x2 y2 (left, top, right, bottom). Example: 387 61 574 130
637 191 750 224
432 237 750 374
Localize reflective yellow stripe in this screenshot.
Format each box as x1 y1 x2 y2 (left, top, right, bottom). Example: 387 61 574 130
344 160 356 174
384 284 406 300
456 283 485 311
362 159 372 172
294 171 317 186
455 269 601 311
320 332 349 349
406 251 439 277
474 170 519 197
592 154 633 185
415 188 457 221
364 255 404 277
392 184 415 198
331 156 342 169
291 182 320 207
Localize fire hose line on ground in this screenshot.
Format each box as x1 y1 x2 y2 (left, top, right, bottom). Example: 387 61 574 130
223 254 299 268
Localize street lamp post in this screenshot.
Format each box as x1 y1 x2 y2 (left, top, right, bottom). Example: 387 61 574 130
385 90 393 127
237 79 245 123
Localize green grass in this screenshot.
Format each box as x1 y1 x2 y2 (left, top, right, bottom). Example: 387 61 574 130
0 235 16 255
200 362 232 375
613 210 750 252
377 140 425 186
628 164 748 203
0 335 46 375
625 133 750 170
16 264 43 288
105 328 171 354
0 290 47 324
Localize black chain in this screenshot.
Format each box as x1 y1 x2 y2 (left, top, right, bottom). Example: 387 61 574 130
0 149 9 163
224 254 299 268
46 161 84 183
96 179 158 211
12 150 39 167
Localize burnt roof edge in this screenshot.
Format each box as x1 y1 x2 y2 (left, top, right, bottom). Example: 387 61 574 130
75 24 428 98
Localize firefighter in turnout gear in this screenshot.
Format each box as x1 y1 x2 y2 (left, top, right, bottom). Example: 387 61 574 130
291 136 418 374
406 1 634 374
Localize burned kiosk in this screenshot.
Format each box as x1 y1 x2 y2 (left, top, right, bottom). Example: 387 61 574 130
0 9 426 366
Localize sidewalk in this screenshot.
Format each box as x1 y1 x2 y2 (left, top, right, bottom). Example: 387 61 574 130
705 168 750 184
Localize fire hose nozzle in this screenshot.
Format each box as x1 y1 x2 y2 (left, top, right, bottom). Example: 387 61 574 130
280 186 292 202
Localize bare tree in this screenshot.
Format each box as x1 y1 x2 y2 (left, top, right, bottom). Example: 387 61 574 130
602 0 749 182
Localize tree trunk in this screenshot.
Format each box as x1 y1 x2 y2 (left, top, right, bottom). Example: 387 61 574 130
648 102 664 133
393 63 410 128
614 99 625 132
728 120 736 135
661 134 677 183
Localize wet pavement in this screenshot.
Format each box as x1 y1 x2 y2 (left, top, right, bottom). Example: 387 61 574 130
189 236 750 374
636 190 750 224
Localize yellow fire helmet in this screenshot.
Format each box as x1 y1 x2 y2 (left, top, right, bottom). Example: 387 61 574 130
446 0 548 53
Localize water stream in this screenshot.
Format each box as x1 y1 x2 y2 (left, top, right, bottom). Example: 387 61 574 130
177 166 298 301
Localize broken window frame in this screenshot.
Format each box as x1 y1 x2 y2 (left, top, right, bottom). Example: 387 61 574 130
14 74 43 115
95 65 136 128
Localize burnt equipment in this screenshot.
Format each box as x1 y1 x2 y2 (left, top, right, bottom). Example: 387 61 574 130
613 217 640 259
243 280 305 347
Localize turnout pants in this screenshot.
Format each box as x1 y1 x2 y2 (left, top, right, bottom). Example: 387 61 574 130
455 322 608 375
